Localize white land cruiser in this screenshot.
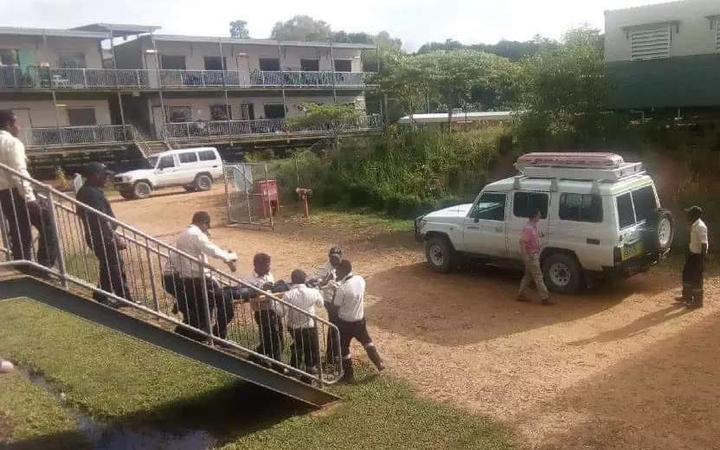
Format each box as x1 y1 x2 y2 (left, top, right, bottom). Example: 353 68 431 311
415 153 674 293
114 147 223 200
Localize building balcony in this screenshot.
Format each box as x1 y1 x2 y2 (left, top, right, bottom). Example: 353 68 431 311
0 66 371 91
163 115 382 142
22 125 134 149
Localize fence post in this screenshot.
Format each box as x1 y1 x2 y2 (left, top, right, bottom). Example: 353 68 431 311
223 166 233 224
46 191 68 288
82 68 87 88
200 266 214 346
264 163 274 230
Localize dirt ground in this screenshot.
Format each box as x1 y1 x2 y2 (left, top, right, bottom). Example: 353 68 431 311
112 186 720 449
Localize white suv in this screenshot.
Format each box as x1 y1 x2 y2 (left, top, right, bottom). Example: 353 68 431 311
415 153 674 293
114 147 223 200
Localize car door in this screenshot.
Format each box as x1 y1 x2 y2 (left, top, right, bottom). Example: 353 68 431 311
155 155 179 187
463 192 508 257
507 191 550 260
177 151 200 184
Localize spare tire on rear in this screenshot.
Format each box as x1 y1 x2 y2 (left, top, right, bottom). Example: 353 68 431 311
641 209 674 256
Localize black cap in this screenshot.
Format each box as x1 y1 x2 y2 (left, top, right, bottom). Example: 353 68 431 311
84 162 113 176
685 205 703 216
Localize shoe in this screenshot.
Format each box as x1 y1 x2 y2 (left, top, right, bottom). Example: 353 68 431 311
366 345 385 372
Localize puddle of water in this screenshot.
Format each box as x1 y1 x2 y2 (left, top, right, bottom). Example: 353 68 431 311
21 368 217 450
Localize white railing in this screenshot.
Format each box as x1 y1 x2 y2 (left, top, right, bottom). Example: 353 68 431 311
163 115 382 141
0 162 343 385
0 66 369 90
22 125 133 148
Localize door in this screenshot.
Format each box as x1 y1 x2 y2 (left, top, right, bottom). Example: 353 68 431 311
507 191 550 260
151 106 165 139
235 54 250 85
176 151 200 184
463 192 508 257
154 154 180 187
240 103 255 121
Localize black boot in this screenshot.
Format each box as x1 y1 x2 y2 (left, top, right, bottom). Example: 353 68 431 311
365 345 385 371
340 358 355 384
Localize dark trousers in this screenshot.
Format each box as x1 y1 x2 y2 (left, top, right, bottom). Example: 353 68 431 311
0 188 58 268
682 253 704 306
253 309 284 360
93 242 132 305
325 303 340 364
163 273 235 340
338 318 374 358
289 327 320 371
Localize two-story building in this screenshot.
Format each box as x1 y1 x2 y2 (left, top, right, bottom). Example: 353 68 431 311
605 0 720 112
0 23 379 167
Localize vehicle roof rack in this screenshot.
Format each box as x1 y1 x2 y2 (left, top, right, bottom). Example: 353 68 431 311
515 152 645 182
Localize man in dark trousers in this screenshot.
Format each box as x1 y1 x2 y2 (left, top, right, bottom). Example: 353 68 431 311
76 162 133 307
0 110 57 270
311 246 343 365
333 259 385 383
678 206 708 308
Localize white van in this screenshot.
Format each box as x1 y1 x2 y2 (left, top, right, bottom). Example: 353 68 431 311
415 153 674 293
114 147 223 200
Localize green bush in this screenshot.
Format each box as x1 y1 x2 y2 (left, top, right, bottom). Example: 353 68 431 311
286 103 363 131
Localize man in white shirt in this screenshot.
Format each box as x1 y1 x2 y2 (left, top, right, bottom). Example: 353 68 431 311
163 211 238 341
280 269 324 374
0 110 57 269
679 206 709 308
309 246 343 364
333 259 384 383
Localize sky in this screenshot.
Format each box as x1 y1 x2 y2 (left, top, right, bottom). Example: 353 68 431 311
5 0 666 51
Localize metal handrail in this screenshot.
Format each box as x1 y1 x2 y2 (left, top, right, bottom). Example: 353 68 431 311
0 162 342 385
21 125 134 148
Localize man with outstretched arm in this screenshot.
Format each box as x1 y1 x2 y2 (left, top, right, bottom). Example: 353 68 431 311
333 259 384 383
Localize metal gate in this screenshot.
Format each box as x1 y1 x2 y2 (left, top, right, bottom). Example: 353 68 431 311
223 163 279 229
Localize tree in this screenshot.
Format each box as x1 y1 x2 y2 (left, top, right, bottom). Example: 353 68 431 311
270 15 332 41
229 20 250 39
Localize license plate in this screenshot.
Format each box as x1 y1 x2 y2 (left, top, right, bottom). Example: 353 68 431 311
622 241 644 260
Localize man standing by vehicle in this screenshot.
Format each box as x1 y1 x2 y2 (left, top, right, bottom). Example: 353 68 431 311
679 206 708 308
517 209 552 305
333 259 384 383
76 162 133 307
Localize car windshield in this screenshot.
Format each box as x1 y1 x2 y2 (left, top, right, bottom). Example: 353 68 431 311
146 157 158 169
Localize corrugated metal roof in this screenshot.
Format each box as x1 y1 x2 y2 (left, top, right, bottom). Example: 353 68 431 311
151 34 375 49
0 26 108 39
71 23 160 36
398 111 513 124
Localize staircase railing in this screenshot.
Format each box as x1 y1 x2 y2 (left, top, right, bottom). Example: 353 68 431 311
0 162 342 385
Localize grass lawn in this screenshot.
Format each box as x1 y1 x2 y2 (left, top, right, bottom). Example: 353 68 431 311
0 297 513 449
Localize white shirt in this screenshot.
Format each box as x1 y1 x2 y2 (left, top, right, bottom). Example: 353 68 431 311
315 263 337 303
280 284 324 329
0 130 35 201
333 274 366 322
167 224 237 278
690 219 709 254
247 271 278 312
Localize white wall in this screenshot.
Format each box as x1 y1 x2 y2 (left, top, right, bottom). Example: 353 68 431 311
0 35 104 68
605 0 719 61
0 99 112 127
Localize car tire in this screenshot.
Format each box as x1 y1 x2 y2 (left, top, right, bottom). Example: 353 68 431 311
542 252 583 294
642 209 674 255
133 181 153 199
193 174 213 192
425 236 456 273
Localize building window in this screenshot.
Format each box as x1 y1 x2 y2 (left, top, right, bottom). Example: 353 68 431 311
715 18 720 51
628 24 672 61
513 192 549 219
58 52 87 68
259 58 280 71
210 104 231 121
0 49 19 66
263 104 286 119
161 55 186 70
67 108 96 126
559 194 603 223
240 103 255 120
300 59 320 71
334 59 352 72
168 106 192 123
204 56 225 70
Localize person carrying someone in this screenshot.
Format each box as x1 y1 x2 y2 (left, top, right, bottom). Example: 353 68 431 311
76 162 133 307
164 211 237 341
333 259 384 383
678 206 708 309
517 209 552 305
280 269 324 376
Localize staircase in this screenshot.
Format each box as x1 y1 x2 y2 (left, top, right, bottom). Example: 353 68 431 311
0 162 342 407
129 126 172 158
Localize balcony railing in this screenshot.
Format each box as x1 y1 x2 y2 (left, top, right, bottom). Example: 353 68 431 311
22 125 133 148
0 66 369 90
164 115 382 141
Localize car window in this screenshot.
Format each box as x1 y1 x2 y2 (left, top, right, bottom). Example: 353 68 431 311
158 156 175 169
472 193 506 221
198 150 217 161
632 186 657 223
616 193 635 229
178 152 198 164
559 193 603 223
513 192 548 219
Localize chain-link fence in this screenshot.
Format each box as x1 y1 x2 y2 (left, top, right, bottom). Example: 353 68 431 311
224 163 280 229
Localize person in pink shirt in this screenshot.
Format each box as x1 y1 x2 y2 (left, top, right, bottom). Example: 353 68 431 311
518 209 553 305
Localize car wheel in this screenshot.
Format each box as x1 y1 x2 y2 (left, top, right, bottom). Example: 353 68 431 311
425 236 456 273
542 253 582 294
655 209 674 254
193 174 213 192
133 181 152 199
